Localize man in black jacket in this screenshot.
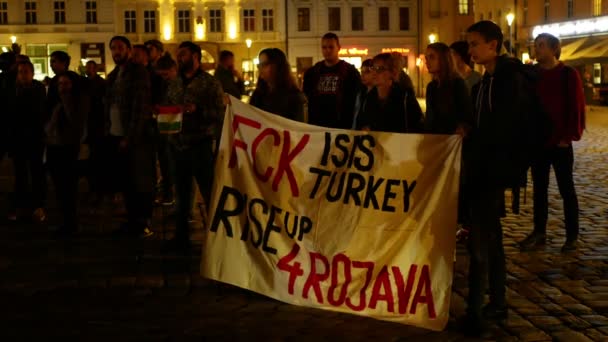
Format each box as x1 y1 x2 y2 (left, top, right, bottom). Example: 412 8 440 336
461 21 531 337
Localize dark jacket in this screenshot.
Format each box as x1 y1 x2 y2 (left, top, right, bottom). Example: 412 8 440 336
250 86 307 122
105 61 155 145
0 70 17 148
86 76 106 142
468 55 532 189
303 60 361 129
214 66 245 99
165 68 225 149
425 77 474 134
147 64 165 105
357 83 423 133
11 80 46 152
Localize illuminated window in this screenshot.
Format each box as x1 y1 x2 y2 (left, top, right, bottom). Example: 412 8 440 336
352 7 363 31
459 0 469 15
242 9 254 32
379 7 389 31
177 10 190 33
297 8 310 31
328 7 341 31
144 10 156 33
0 2 8 25
54 1 65 24
262 9 273 31
209 9 222 33
25 1 37 25
594 0 602 16
124 10 136 33
86 1 97 24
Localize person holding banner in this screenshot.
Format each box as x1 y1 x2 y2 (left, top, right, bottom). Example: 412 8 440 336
356 53 423 133
250 48 307 122
163 41 225 253
462 21 532 336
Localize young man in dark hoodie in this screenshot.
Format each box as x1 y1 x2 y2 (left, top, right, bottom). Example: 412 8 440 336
303 33 361 129
519 33 585 253
461 21 531 336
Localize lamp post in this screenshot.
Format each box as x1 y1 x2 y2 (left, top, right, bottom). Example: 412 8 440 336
245 39 253 84
507 13 515 56
428 33 437 44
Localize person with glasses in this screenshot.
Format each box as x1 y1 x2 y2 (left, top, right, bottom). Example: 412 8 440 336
356 53 423 133
250 48 307 122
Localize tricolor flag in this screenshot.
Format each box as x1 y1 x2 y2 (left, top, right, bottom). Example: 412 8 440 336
157 105 183 134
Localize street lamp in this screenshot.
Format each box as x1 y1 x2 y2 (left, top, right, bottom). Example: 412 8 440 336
428 34 437 44
10 36 16 44
506 13 515 55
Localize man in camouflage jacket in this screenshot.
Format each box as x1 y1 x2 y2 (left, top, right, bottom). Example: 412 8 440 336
165 41 225 252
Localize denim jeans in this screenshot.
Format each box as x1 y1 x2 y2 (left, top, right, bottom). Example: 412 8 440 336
531 145 579 240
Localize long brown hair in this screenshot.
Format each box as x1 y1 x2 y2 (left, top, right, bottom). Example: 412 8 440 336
427 42 458 84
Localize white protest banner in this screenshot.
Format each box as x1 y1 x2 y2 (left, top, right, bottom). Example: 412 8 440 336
201 96 461 331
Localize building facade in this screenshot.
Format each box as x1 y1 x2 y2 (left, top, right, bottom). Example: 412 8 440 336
519 0 608 89
0 0 286 81
286 0 420 89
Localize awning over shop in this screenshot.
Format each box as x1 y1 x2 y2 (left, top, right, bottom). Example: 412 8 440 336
559 37 590 61
564 38 608 65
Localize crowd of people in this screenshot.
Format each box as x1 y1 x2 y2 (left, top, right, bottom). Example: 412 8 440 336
0 19 587 337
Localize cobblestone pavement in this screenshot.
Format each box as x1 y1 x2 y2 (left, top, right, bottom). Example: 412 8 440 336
1 108 608 341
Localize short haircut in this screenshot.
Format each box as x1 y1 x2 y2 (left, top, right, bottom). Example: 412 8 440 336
50 50 71 67
17 60 34 73
86 60 97 66
467 21 504 53
361 59 373 69
322 32 340 45
373 53 397 76
178 41 202 61
144 39 164 52
156 53 177 71
219 50 234 62
110 35 132 49
535 33 562 59
450 41 472 66
133 44 150 57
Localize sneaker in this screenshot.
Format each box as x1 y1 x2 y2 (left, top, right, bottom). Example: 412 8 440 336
155 194 175 206
32 208 47 223
482 303 508 321
561 239 578 253
519 232 547 251
140 226 154 238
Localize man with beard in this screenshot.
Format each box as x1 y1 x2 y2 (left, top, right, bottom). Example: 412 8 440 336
163 41 224 253
106 36 157 238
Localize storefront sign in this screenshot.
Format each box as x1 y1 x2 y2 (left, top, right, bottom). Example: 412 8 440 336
381 48 410 55
339 47 368 56
201 97 462 331
533 15 608 38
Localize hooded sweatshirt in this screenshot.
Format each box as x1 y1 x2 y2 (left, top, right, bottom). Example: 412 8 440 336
469 55 532 189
